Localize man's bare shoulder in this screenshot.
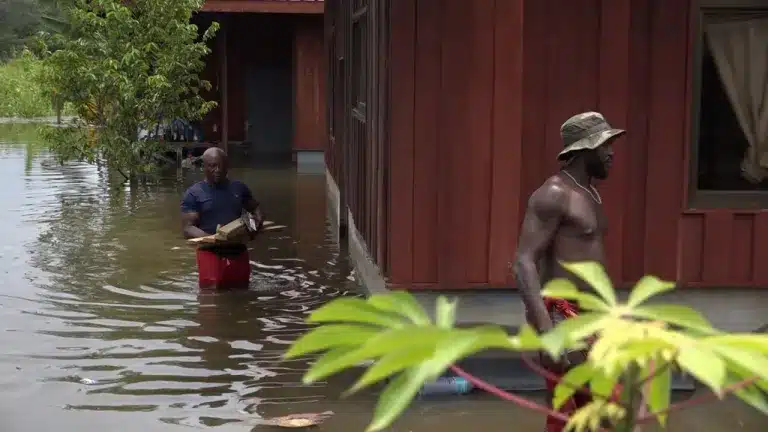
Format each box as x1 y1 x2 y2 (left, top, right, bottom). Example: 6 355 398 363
527 175 571 215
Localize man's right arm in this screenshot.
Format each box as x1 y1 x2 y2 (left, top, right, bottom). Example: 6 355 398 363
512 183 567 334
181 190 208 239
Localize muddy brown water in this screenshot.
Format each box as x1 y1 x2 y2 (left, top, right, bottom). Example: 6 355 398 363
0 124 765 431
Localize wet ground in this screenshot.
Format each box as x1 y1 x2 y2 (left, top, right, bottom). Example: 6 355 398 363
0 123 765 431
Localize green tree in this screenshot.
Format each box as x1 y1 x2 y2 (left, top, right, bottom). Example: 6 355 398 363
286 262 768 432
39 0 218 180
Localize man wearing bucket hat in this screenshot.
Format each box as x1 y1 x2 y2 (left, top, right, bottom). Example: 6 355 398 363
511 111 625 432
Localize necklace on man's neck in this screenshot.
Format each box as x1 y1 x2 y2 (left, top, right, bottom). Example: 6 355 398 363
562 169 602 204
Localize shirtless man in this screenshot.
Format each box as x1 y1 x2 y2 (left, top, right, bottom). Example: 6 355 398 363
512 112 625 432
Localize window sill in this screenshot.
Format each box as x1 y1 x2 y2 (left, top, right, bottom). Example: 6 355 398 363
686 190 768 212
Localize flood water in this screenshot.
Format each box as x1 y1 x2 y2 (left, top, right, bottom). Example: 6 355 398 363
0 124 765 432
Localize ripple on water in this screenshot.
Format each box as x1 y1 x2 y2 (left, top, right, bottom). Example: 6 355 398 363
0 139 359 429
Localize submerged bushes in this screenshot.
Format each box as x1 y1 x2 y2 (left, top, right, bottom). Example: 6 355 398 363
0 50 58 118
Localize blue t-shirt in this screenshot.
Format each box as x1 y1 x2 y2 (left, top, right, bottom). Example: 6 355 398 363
181 180 256 235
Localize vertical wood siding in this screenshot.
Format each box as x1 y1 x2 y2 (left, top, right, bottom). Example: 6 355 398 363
334 0 768 289
293 16 327 151
326 0 390 270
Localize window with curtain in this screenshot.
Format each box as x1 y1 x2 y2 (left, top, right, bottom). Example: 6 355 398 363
693 2 768 207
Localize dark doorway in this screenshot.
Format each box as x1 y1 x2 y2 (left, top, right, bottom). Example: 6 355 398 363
242 14 294 159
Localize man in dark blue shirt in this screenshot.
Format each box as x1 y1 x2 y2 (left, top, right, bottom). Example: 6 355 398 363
181 147 262 291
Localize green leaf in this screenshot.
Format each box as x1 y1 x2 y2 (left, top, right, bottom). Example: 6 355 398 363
552 363 594 410
422 330 483 378
366 366 429 432
589 369 619 400
713 347 768 384
559 261 617 306
705 334 768 354
284 324 380 359
677 345 726 393
348 326 511 397
541 278 609 311
346 344 436 395
307 297 409 328
473 324 521 351
303 327 450 383
435 296 457 329
632 304 715 333
732 382 768 416
511 324 545 351
647 364 672 425
627 275 676 308
542 312 606 355
367 292 431 326
306 346 357 382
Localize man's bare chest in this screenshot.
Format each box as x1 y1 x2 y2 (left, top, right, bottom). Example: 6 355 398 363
560 197 606 239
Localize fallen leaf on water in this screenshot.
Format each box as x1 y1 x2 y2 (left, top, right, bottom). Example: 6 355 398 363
262 411 334 428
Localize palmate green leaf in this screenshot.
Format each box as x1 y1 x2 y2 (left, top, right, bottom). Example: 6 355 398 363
283 324 380 359
308 346 356 379
307 297 409 328
366 366 431 432
627 275 676 307
435 296 458 329
705 333 768 354
729 374 768 416
367 291 431 326
346 325 515 396
677 345 726 393
303 326 452 383
511 324 545 351
647 363 672 425
541 278 609 311
553 363 595 410
345 343 436 395
541 312 607 356
364 329 501 432
559 261 617 306
631 304 716 334
590 368 619 401
712 346 768 386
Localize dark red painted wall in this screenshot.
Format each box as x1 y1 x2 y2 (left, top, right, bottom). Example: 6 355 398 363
384 0 768 289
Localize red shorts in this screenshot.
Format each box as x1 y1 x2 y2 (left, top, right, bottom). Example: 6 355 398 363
196 248 251 291
537 297 621 432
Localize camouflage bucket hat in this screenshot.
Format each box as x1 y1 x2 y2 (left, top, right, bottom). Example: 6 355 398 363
557 111 625 160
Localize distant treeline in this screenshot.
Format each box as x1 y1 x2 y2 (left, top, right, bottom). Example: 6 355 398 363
0 0 69 61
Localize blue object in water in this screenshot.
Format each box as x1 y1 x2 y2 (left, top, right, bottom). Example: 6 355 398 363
418 376 474 397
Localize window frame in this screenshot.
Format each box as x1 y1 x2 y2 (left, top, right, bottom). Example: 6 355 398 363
688 0 768 210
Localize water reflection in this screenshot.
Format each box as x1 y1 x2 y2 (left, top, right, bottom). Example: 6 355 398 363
0 124 357 430
0 124 765 431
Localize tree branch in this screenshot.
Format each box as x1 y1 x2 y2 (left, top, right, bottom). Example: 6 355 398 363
449 365 568 422
521 354 616 403
635 360 672 388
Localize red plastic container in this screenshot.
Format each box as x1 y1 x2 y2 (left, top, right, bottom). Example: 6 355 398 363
196 249 251 291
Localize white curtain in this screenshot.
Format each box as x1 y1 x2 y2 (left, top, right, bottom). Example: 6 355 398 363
706 18 768 183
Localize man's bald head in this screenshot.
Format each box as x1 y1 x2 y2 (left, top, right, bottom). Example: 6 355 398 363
202 147 229 184
202 147 227 163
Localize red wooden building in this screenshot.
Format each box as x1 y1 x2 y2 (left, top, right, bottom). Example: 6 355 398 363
325 0 768 293
194 0 327 162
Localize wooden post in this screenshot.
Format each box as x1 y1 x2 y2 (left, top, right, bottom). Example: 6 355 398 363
219 15 229 152
53 94 62 125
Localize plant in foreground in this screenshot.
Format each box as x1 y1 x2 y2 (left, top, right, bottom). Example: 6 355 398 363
285 261 768 432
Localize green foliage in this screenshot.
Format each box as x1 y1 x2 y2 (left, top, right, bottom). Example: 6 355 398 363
0 0 70 60
38 0 218 178
0 50 62 117
286 262 768 432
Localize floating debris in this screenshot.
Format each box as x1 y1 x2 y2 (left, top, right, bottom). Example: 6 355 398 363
262 411 334 428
